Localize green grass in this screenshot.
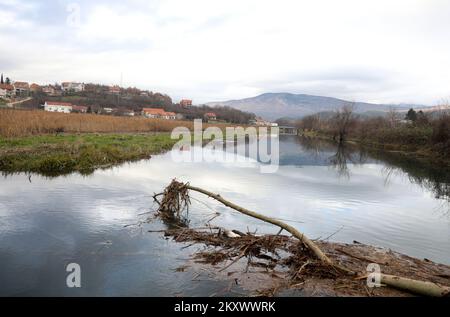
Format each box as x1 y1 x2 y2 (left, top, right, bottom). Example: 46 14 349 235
0 133 178 176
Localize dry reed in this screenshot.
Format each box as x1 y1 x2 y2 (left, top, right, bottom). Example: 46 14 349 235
0 109 228 138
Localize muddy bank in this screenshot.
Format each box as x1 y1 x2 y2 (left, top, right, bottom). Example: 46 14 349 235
160 227 450 297
152 180 450 297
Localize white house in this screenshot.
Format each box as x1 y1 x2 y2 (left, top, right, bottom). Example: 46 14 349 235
0 84 15 99
61 82 85 92
142 108 176 120
44 101 73 113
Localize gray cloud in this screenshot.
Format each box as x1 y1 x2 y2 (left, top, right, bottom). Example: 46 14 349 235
1 0 450 105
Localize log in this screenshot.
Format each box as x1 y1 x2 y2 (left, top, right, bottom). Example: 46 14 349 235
380 274 450 297
156 180 450 297
185 185 352 274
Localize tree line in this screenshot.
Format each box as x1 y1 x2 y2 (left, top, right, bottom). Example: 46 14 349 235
297 103 450 159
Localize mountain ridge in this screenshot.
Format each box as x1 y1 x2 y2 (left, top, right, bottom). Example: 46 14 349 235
206 93 425 120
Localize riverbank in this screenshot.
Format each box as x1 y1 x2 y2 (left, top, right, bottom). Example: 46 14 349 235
301 130 450 167
0 133 178 176
176 231 450 297
154 180 450 297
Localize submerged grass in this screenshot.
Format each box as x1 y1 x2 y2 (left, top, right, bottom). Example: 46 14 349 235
0 133 178 176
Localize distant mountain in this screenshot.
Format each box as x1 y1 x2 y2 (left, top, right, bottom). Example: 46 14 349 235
206 93 424 120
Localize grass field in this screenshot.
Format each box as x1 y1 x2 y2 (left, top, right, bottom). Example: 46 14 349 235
0 133 178 176
0 109 256 176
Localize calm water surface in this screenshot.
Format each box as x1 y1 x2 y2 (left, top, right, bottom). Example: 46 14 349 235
0 136 449 296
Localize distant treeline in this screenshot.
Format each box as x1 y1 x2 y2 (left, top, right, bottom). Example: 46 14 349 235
297 105 450 162
165 104 255 124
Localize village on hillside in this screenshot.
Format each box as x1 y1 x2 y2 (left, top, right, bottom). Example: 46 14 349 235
0 74 275 125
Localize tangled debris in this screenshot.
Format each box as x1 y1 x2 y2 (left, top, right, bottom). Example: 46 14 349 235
165 227 339 281
153 179 450 297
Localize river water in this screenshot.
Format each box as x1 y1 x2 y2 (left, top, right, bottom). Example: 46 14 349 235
0 136 449 296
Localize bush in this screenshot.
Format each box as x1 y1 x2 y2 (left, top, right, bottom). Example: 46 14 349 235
431 114 450 145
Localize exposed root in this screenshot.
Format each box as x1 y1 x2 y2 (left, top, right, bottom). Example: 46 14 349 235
154 180 191 226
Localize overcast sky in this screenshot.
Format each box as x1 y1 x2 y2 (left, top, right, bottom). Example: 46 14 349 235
1 0 450 105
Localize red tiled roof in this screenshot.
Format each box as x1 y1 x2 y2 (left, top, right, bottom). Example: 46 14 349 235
0 84 14 90
205 112 216 117
143 108 168 115
45 101 73 107
13 82 30 89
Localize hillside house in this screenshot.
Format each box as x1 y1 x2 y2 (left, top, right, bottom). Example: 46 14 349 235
42 85 62 96
13 81 30 96
62 82 85 92
204 112 217 121
0 84 15 99
109 85 121 95
30 83 41 92
251 117 277 127
142 108 176 120
180 99 192 107
43 101 73 113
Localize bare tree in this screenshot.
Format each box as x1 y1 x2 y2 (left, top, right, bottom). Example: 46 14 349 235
387 107 398 128
332 103 355 143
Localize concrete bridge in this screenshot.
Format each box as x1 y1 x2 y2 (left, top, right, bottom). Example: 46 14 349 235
278 126 298 135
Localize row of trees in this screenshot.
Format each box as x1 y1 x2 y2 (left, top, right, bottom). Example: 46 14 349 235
297 104 450 155
164 104 255 124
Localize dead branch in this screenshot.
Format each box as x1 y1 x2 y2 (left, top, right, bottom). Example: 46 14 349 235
153 180 450 297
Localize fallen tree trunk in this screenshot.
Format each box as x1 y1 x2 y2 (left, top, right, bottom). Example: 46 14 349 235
380 274 450 297
185 184 349 272
154 180 450 297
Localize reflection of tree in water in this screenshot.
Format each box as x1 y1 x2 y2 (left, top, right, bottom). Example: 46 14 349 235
297 136 450 212
295 136 337 160
328 144 368 179
328 145 351 178
297 137 368 177
378 153 450 213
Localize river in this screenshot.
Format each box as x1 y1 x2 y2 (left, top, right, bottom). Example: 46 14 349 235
0 136 449 296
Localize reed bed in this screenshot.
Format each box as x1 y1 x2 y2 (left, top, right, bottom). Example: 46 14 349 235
0 109 226 138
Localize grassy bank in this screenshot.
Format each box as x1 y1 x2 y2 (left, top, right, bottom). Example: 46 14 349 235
303 129 450 166
0 133 178 176
299 111 450 165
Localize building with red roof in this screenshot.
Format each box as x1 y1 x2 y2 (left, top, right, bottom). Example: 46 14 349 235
204 112 217 121
142 108 176 120
13 81 30 96
0 84 15 98
180 99 192 107
43 101 73 113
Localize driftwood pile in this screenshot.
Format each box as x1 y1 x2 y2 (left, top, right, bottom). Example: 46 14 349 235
153 179 450 297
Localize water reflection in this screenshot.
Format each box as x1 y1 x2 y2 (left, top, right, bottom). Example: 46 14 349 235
1 136 450 296
296 136 450 209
